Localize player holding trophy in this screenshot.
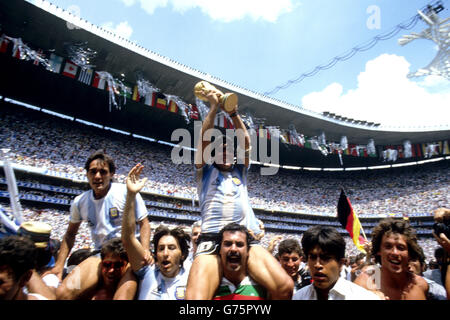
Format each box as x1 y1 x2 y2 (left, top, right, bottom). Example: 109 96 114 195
186 81 293 300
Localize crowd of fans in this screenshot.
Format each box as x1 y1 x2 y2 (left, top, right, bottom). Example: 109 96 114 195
1 105 448 219
0 203 440 265
1 104 449 302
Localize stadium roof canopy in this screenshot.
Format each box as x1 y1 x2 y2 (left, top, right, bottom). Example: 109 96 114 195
0 0 449 169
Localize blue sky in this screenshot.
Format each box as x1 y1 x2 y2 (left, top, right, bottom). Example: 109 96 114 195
28 0 450 127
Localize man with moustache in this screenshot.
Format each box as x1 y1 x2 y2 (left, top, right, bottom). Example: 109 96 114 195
354 218 428 300
293 226 379 300
213 223 267 300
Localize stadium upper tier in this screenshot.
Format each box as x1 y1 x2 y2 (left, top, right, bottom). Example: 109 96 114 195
1 102 448 221
0 0 449 172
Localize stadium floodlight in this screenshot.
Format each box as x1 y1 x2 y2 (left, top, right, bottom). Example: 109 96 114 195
398 3 450 80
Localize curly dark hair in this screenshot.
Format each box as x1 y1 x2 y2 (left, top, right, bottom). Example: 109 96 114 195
371 218 422 264
0 236 37 281
152 225 191 266
84 150 116 174
100 238 128 262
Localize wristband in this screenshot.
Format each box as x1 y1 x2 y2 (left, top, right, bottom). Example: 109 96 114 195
229 112 238 118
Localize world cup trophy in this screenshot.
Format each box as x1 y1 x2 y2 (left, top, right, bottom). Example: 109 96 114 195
194 81 238 113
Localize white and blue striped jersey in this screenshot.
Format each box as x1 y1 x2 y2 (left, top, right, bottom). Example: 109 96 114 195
196 164 261 236
135 265 189 300
69 182 148 250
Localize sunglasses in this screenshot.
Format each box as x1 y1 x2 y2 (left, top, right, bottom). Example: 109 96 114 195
102 261 125 269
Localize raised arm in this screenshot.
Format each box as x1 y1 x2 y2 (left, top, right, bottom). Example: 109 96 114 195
122 164 149 273
194 91 221 169
228 106 251 168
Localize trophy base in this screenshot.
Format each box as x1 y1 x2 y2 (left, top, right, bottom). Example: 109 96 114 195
221 93 238 113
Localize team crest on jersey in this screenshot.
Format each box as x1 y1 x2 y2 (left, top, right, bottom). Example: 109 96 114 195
109 207 119 220
175 286 186 300
232 177 242 186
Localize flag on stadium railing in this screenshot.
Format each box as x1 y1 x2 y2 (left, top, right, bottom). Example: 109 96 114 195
92 71 107 89
337 189 367 253
47 53 63 73
62 60 79 79
155 93 167 109
0 34 10 53
189 105 199 120
132 85 141 102
33 49 43 66
168 99 179 113
78 67 94 85
442 140 450 155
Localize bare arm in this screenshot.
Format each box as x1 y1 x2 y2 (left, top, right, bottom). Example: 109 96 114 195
47 221 80 280
229 107 251 168
194 91 221 169
267 235 283 255
27 270 56 300
122 164 149 273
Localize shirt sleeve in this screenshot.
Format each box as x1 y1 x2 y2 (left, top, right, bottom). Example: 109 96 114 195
134 192 148 222
69 196 82 223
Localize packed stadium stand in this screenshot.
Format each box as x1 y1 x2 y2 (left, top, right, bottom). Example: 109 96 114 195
1 101 448 262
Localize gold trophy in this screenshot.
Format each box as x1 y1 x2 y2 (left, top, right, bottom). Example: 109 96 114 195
194 81 238 113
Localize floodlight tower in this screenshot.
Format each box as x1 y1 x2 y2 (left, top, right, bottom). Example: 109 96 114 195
398 2 450 80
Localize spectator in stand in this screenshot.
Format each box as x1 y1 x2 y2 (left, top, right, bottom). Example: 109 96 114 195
46 150 150 299
277 238 311 293
355 218 428 299
292 226 379 300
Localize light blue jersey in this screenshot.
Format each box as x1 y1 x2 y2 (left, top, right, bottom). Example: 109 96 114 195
135 265 189 300
196 164 261 236
70 182 147 249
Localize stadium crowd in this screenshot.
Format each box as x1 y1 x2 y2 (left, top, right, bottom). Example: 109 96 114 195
1 104 449 301
1 106 448 217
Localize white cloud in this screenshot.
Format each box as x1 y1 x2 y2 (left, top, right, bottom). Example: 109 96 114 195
301 54 450 127
120 0 136 6
128 0 296 22
101 21 134 39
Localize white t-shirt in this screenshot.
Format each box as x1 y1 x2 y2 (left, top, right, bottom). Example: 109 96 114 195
134 264 190 300
70 183 148 249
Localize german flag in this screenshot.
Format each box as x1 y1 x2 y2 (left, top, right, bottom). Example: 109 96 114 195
337 189 367 253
